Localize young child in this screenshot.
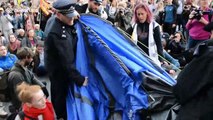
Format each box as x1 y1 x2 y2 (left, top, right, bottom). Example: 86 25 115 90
16 82 55 120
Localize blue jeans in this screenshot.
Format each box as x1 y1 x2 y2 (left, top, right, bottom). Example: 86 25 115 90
186 36 207 50
163 50 180 70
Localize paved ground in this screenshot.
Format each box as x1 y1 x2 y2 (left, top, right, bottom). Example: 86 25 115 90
0 75 51 120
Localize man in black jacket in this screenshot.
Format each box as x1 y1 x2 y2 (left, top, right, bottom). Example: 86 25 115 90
8 47 48 112
44 0 88 119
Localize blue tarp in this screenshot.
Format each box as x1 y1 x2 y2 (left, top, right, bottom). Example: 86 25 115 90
66 14 176 120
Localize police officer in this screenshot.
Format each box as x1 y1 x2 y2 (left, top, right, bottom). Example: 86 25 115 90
44 0 88 119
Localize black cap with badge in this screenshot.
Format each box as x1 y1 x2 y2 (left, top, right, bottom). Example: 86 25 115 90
53 0 79 18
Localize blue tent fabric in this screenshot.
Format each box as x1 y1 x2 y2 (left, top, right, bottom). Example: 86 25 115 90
79 14 175 86
66 22 109 120
66 14 176 120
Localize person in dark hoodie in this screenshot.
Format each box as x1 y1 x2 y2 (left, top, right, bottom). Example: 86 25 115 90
173 22 213 120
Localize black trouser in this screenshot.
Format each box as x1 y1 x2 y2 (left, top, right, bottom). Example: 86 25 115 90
163 22 176 35
49 71 70 120
176 14 183 31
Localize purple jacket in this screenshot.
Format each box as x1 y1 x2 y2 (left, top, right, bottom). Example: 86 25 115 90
186 10 211 40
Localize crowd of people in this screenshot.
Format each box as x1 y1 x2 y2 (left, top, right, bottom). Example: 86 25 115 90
0 0 213 119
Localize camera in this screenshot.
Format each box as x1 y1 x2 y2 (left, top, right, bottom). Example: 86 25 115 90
191 8 210 20
172 36 177 39
192 9 202 20
118 8 125 14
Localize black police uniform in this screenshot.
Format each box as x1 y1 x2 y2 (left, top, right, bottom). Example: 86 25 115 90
44 1 85 119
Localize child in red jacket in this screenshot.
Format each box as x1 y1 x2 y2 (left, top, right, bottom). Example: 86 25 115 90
16 82 55 120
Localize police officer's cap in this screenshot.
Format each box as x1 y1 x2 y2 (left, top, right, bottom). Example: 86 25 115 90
53 0 79 18
204 22 213 32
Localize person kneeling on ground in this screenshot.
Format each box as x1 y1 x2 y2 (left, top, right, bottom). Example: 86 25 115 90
8 47 49 112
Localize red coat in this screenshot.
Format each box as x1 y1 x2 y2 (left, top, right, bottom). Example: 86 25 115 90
23 99 55 120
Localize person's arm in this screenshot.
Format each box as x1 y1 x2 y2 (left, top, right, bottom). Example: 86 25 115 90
199 17 209 25
29 71 49 97
125 26 133 36
8 71 25 109
48 33 86 86
11 54 18 63
173 5 177 25
8 71 25 85
122 10 132 25
21 38 26 47
185 10 196 30
153 25 164 62
5 13 13 22
163 50 180 70
32 75 45 87
179 42 186 52
33 77 49 97
162 7 166 25
114 11 119 23
99 6 108 19
3 37 9 46
41 31 45 40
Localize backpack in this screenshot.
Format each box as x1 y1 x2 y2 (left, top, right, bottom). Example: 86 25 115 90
0 68 23 102
7 111 37 120
0 70 11 102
